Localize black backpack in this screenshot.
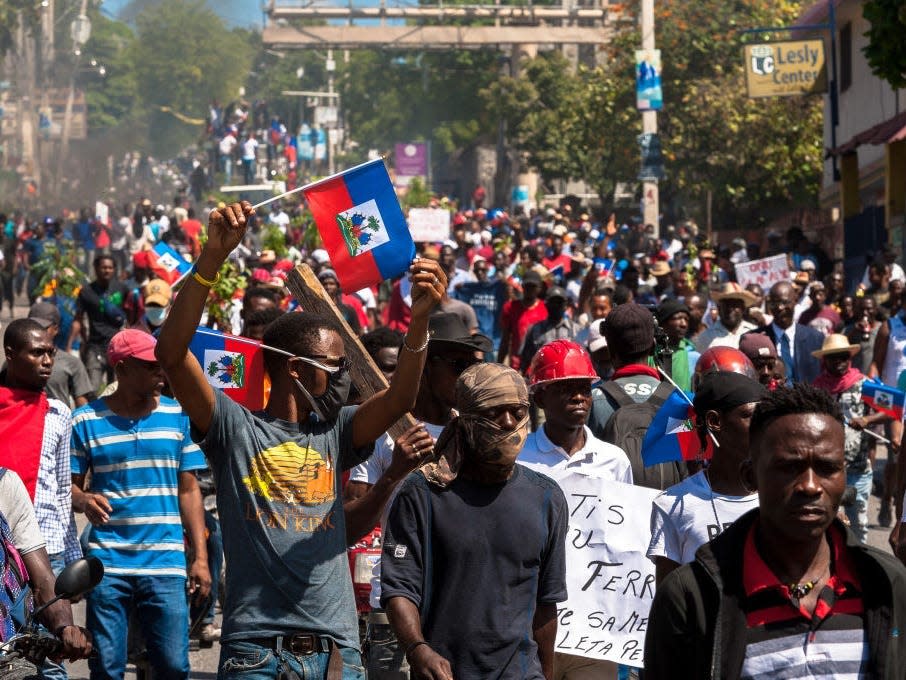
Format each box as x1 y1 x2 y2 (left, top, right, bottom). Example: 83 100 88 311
600 381 686 491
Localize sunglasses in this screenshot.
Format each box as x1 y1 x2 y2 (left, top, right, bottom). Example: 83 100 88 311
431 355 481 374
292 355 350 375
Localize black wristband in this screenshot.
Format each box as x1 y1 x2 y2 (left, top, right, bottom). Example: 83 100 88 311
405 640 429 660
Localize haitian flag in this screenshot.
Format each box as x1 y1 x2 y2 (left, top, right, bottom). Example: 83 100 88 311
861 379 906 421
303 158 415 292
189 327 267 410
149 242 193 285
641 389 711 466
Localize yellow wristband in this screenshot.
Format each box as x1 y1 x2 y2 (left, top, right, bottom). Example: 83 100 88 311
191 267 220 288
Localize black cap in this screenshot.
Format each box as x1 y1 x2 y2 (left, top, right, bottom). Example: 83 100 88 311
655 299 690 325
427 313 493 354
693 371 766 417
28 301 61 328
602 303 655 358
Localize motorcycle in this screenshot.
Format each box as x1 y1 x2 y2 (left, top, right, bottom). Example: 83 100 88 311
0 557 104 674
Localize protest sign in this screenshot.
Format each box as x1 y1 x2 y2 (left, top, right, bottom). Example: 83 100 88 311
535 468 658 668
408 208 451 243
734 254 789 289
95 201 109 225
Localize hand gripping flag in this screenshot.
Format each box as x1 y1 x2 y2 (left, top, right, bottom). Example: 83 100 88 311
641 389 712 466
303 159 415 292
149 242 193 285
189 327 267 410
861 379 906 421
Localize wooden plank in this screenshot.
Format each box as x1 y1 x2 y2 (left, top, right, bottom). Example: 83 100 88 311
286 264 417 441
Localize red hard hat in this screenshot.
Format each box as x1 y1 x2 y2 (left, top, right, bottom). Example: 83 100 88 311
693 346 757 391
528 340 598 391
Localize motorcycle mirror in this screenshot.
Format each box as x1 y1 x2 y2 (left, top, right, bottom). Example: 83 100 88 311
53 556 104 599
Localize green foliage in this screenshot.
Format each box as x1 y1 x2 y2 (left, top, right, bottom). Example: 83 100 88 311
340 50 498 155
205 260 246 331
0 1 40 57
30 242 87 299
129 0 253 156
81 8 139 132
403 176 433 209
261 223 289 257
863 0 906 88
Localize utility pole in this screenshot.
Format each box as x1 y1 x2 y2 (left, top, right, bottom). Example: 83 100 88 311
56 0 90 196
640 0 659 237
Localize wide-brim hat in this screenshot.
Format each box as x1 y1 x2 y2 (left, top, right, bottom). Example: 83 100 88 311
650 261 672 277
428 312 493 354
711 282 757 307
811 333 860 359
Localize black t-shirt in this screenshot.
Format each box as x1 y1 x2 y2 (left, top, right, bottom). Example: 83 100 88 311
77 280 129 346
381 465 568 679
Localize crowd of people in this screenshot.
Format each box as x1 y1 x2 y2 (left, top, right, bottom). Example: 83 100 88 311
1 194 906 680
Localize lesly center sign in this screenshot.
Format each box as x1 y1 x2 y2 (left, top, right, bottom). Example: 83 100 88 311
744 39 827 98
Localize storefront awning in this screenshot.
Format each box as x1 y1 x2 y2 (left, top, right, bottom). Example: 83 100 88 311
829 110 906 156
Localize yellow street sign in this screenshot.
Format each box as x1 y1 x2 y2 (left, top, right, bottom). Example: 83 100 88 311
744 40 827 98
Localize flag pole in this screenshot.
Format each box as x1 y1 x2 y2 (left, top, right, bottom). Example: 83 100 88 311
194 326 295 357
656 366 720 448
249 157 387 211
845 419 891 444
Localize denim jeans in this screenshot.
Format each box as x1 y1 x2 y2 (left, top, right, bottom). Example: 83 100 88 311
38 554 68 680
846 468 873 543
219 639 364 680
87 574 189 680
364 612 408 680
190 510 223 625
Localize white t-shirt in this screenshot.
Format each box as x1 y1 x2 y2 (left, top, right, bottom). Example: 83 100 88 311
242 137 259 160
219 134 237 156
0 469 46 555
518 425 633 484
353 286 377 311
348 421 446 608
647 470 758 565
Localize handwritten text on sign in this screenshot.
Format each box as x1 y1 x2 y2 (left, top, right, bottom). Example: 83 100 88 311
407 208 451 243
540 469 659 668
734 254 790 290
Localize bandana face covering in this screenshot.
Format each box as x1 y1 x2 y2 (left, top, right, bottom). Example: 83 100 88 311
291 356 352 423
464 414 531 466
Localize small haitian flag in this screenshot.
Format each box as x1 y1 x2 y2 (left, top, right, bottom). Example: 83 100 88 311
303 158 415 292
861 379 906 421
149 242 193 285
641 389 712 466
189 327 266 410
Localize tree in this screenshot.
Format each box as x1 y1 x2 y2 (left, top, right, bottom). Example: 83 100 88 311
483 48 639 206
863 0 906 88
0 1 40 57
128 0 253 156
81 8 139 132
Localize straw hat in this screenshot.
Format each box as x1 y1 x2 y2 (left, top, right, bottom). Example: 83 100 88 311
710 282 757 307
811 333 860 359
650 261 672 277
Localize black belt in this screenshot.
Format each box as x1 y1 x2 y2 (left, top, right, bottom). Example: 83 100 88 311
247 633 332 656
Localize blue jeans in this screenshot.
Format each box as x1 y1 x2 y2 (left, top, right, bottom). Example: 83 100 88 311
87 574 189 680
190 510 223 625
38 554 68 680
846 468 873 543
219 639 364 680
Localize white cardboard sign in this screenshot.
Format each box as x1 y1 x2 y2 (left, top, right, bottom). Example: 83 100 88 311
407 208 451 243
734 253 790 289
537 468 659 668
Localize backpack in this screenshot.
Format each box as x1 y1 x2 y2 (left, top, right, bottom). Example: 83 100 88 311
600 381 686 491
0 470 33 642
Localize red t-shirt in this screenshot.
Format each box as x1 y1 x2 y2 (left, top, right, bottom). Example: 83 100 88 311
501 299 547 370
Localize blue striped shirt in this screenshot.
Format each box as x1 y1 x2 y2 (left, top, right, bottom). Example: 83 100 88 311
71 396 205 577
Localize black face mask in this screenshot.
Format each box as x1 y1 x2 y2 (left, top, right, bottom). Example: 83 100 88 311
291 359 352 423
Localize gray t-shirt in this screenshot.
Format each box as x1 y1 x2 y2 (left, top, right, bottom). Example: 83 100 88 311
195 390 374 646
46 351 93 406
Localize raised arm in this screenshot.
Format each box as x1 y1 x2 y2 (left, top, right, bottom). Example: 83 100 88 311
351 260 445 449
155 202 254 435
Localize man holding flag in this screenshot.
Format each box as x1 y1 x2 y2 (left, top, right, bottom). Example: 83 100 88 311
156 200 446 679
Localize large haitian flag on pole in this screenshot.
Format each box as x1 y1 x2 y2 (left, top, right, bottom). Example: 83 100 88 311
189 327 267 410
303 158 415 292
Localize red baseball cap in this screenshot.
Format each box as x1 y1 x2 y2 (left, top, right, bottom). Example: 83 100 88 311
107 329 157 365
